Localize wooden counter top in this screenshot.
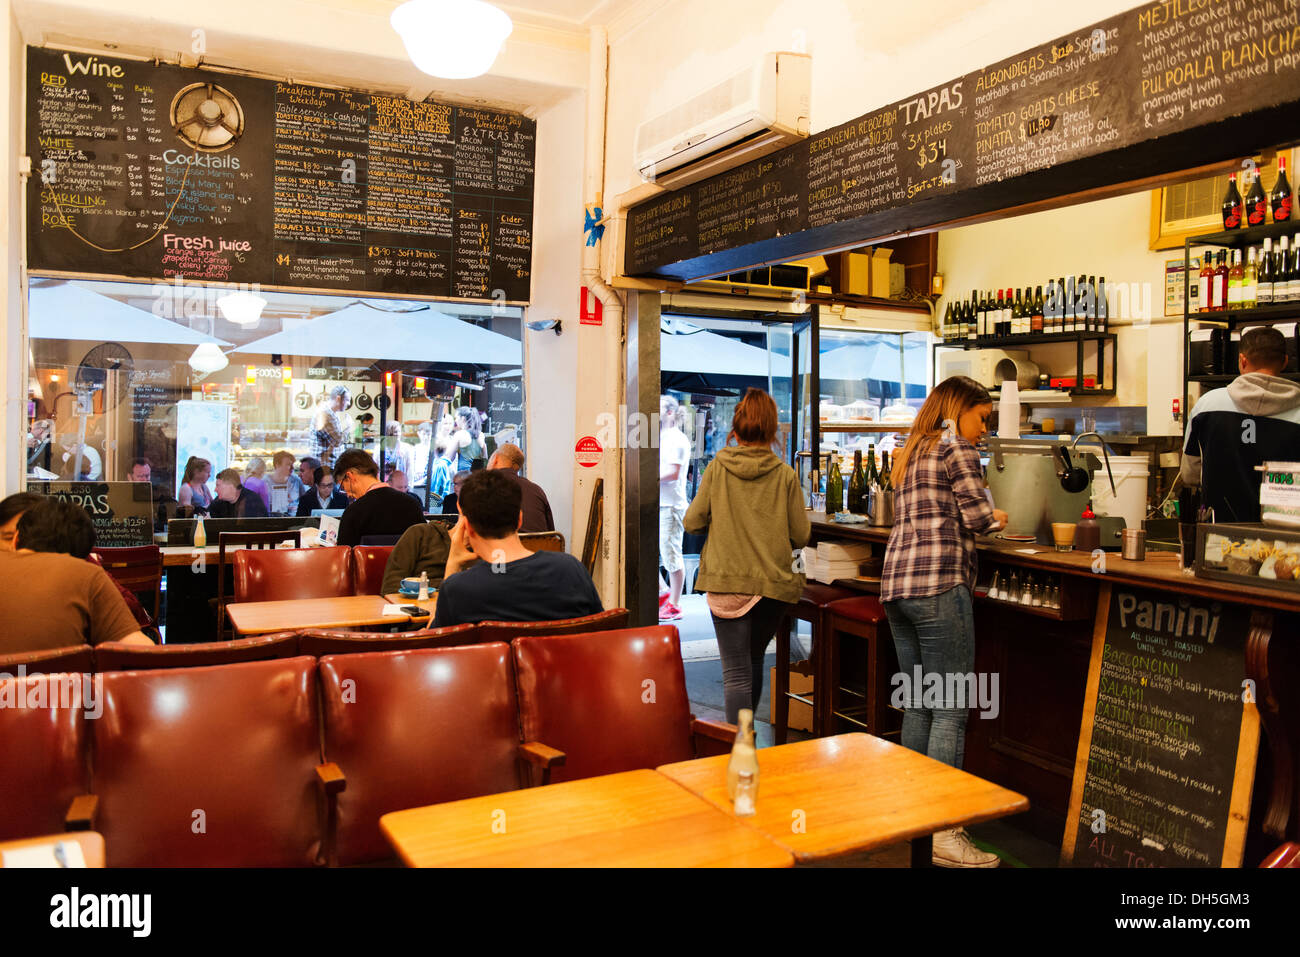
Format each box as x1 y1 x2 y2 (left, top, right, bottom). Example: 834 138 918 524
808 513 1300 613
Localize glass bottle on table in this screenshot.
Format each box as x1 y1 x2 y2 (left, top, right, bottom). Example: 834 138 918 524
727 708 759 810
193 517 207 548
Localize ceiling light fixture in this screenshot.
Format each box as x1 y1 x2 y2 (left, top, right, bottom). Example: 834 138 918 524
217 290 267 326
390 0 513 80
188 342 229 375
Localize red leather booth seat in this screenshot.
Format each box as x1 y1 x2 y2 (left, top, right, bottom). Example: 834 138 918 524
94 633 300 671
0 672 89 841
351 545 394 595
297 624 477 657
0 645 94 676
233 548 353 603
475 607 630 644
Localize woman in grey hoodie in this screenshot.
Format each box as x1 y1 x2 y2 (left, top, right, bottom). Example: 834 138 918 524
684 388 811 724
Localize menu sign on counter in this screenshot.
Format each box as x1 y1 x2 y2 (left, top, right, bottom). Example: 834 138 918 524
27 48 535 302
627 0 1300 280
30 482 154 547
1062 584 1259 867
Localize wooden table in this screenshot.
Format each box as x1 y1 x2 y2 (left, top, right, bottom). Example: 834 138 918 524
0 832 104 868
160 542 310 567
380 769 794 868
227 595 412 635
658 734 1029 866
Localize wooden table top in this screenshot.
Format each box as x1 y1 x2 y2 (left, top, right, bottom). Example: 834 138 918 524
657 733 1029 863
160 542 310 567
0 832 104 868
227 595 411 635
380 769 794 868
385 592 438 616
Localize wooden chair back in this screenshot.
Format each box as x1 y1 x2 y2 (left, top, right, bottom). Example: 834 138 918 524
519 530 565 553
91 546 164 621
580 477 603 577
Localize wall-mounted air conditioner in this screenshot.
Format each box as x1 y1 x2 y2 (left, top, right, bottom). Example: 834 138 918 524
634 52 810 191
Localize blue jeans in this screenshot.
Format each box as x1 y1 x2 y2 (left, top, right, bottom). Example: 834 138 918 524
883 585 975 769
712 597 793 725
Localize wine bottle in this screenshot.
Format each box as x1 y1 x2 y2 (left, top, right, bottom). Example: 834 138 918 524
966 292 976 341
1011 288 1022 335
1228 249 1244 308
1097 277 1108 330
1277 236 1292 303
1213 250 1230 311
1046 279 1061 332
1222 172 1244 229
1076 274 1088 328
826 453 844 514
879 449 892 491
1288 234 1300 302
1198 250 1215 312
1259 238 1275 305
1032 285 1044 333
1064 276 1075 332
1086 275 1098 331
849 449 867 515
943 302 954 340
726 708 759 809
1057 277 1067 332
1243 248 1257 309
991 288 1003 337
1272 156 1293 223
1004 288 1014 336
1020 287 1031 334
1245 169 1268 227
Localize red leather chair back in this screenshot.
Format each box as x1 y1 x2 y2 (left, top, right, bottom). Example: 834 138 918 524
351 545 394 595
0 645 95 675
92 657 323 867
513 626 694 784
319 643 521 864
1261 842 1300 868
476 608 630 645
233 548 353 603
297 624 477 656
0 672 89 841
94 633 300 671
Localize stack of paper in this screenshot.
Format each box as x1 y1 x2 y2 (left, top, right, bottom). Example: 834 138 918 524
802 542 873 583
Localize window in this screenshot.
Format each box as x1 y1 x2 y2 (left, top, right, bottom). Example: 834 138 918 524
1150 150 1295 250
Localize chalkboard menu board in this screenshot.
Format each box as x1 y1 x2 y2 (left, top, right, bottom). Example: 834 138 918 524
627 0 1300 279
1062 584 1259 868
30 481 154 547
26 48 534 302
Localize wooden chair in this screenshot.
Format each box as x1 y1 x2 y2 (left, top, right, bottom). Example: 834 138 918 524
91 546 164 623
773 583 860 743
475 608 630 645
216 531 302 637
94 633 300 671
316 643 561 865
0 645 95 676
0 672 92 841
824 595 900 739
512 625 735 785
580 477 603 577
297 624 478 656
351 545 395 595
86 656 328 866
519 530 565 553
232 546 352 606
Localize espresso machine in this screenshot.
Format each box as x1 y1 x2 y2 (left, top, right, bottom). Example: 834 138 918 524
984 436 1123 547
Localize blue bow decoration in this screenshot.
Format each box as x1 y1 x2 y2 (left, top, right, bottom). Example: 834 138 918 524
584 206 605 247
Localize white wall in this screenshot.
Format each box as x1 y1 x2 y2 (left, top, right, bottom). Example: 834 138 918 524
2 0 24 494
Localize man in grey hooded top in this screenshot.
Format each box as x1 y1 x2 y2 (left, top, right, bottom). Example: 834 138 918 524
1182 326 1300 523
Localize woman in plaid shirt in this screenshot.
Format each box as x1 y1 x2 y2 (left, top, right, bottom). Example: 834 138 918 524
881 375 1008 867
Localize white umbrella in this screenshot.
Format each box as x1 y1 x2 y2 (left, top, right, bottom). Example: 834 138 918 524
819 342 926 383
230 301 521 365
661 329 772 376
29 282 233 345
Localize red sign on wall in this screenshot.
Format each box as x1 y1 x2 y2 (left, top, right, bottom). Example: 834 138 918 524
575 435 603 468
580 287 603 326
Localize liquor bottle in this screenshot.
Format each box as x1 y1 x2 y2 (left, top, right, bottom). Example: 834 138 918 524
1213 250 1230 311
848 449 867 515
1259 238 1275 305
1222 172 1244 229
1242 249 1258 309
1086 275 1098 331
1097 277 1108 331
1227 249 1244 308
826 453 844 514
1198 250 1215 312
974 290 985 339
1245 169 1268 227
1045 279 1059 331
1288 234 1300 302
726 708 759 811
1272 156 1293 223
1032 285 1044 333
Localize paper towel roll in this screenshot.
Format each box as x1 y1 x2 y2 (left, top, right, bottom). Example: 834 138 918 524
998 380 1020 438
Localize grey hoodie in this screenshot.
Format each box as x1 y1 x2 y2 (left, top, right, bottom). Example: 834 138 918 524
1182 372 1300 522
683 446 811 603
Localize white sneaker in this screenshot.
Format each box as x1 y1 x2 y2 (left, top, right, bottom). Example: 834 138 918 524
930 828 1000 868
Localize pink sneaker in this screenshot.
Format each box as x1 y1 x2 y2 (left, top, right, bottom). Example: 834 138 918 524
659 602 683 622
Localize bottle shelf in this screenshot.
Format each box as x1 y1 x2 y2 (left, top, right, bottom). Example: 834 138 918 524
1190 220 1297 249
818 423 912 433
941 330 1114 349
1185 302 1300 326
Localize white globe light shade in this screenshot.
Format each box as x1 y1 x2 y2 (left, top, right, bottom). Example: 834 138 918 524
188 343 229 374
391 0 513 80
217 291 267 326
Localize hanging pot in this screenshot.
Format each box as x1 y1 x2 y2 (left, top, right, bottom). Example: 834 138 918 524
354 384 372 411
294 382 312 411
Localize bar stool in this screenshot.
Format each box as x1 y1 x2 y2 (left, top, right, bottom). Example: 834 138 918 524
824 596 901 738
773 583 859 743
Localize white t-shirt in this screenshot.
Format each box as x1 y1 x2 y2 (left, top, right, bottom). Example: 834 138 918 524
659 427 691 509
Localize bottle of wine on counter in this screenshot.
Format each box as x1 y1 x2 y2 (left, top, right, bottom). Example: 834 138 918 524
1004 288 1014 336
1287 234 1300 302
1228 249 1244 308
1246 168 1268 227
849 449 867 515
1243 249 1258 309
1032 285 1044 333
942 302 953 340
1213 250 1230 311
826 453 844 514
1259 238 1275 305
1273 157 1292 223
1222 172 1244 229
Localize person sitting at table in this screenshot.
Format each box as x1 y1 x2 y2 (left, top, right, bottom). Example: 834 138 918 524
209 468 269 519
386 470 425 507
267 450 305 517
128 458 151 483
381 520 453 595
243 456 272 513
0 491 43 550
126 457 176 532
487 442 554 533
296 466 349 516
333 449 425 548
298 456 321 493
433 470 602 628
177 456 213 515
0 496 153 653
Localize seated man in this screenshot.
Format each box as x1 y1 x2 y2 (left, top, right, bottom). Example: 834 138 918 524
488 443 555 533
334 448 425 547
433 470 602 627
209 468 269 518
0 497 152 653
386 470 424 507
381 520 452 595
296 466 349 516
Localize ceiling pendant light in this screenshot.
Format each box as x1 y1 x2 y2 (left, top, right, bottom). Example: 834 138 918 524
217 290 267 327
391 0 513 80
188 342 229 375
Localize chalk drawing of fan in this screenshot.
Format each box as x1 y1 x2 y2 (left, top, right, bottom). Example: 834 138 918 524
170 82 245 152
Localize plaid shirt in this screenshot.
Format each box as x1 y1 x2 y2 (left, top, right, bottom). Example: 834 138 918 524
307 406 348 470
881 437 997 602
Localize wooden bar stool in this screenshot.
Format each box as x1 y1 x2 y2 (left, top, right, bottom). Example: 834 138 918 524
773 583 859 743
825 596 901 739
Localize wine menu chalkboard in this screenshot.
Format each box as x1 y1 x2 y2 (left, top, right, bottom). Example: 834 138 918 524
627 0 1300 279
1062 584 1259 868
26 48 534 302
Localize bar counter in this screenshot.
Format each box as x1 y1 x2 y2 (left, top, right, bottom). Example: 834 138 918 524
806 513 1300 861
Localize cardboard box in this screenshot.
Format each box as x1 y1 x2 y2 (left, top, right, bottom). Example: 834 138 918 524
867 247 893 296
769 660 815 733
889 262 906 297
842 251 872 296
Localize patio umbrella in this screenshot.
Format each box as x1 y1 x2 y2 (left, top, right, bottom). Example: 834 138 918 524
29 282 233 345
661 328 772 377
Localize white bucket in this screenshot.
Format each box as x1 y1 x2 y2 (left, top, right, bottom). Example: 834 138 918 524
1089 454 1150 531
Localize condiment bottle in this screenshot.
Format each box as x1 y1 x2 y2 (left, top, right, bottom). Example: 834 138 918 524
417 571 429 601
726 708 759 809
193 517 206 548
1075 506 1101 552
